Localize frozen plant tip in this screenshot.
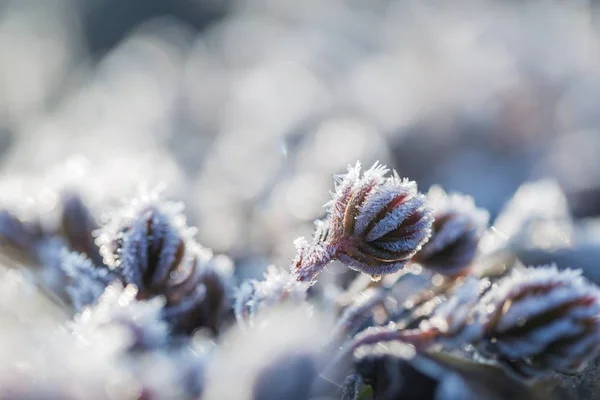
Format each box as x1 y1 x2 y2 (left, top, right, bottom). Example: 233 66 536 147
97 191 194 298
292 162 433 283
412 186 489 276
449 265 600 376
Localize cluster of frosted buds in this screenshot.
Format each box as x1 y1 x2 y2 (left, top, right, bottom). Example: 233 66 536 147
436 265 600 376
412 186 489 277
235 266 309 326
98 192 233 335
292 162 433 283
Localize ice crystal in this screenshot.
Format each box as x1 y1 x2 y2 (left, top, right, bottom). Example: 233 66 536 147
412 186 489 276
293 162 433 282
0 152 598 398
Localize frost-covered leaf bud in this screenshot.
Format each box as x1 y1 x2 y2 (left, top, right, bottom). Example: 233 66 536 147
292 162 433 283
463 266 600 376
235 266 309 326
98 192 195 301
412 186 489 276
99 192 233 335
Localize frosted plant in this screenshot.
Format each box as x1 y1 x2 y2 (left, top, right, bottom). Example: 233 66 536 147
98 191 233 334
61 250 117 312
412 186 489 276
443 265 600 376
97 190 195 291
235 266 309 327
292 162 433 283
350 265 600 378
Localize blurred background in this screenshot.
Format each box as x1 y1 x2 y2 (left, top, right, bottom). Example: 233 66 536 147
0 0 599 276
